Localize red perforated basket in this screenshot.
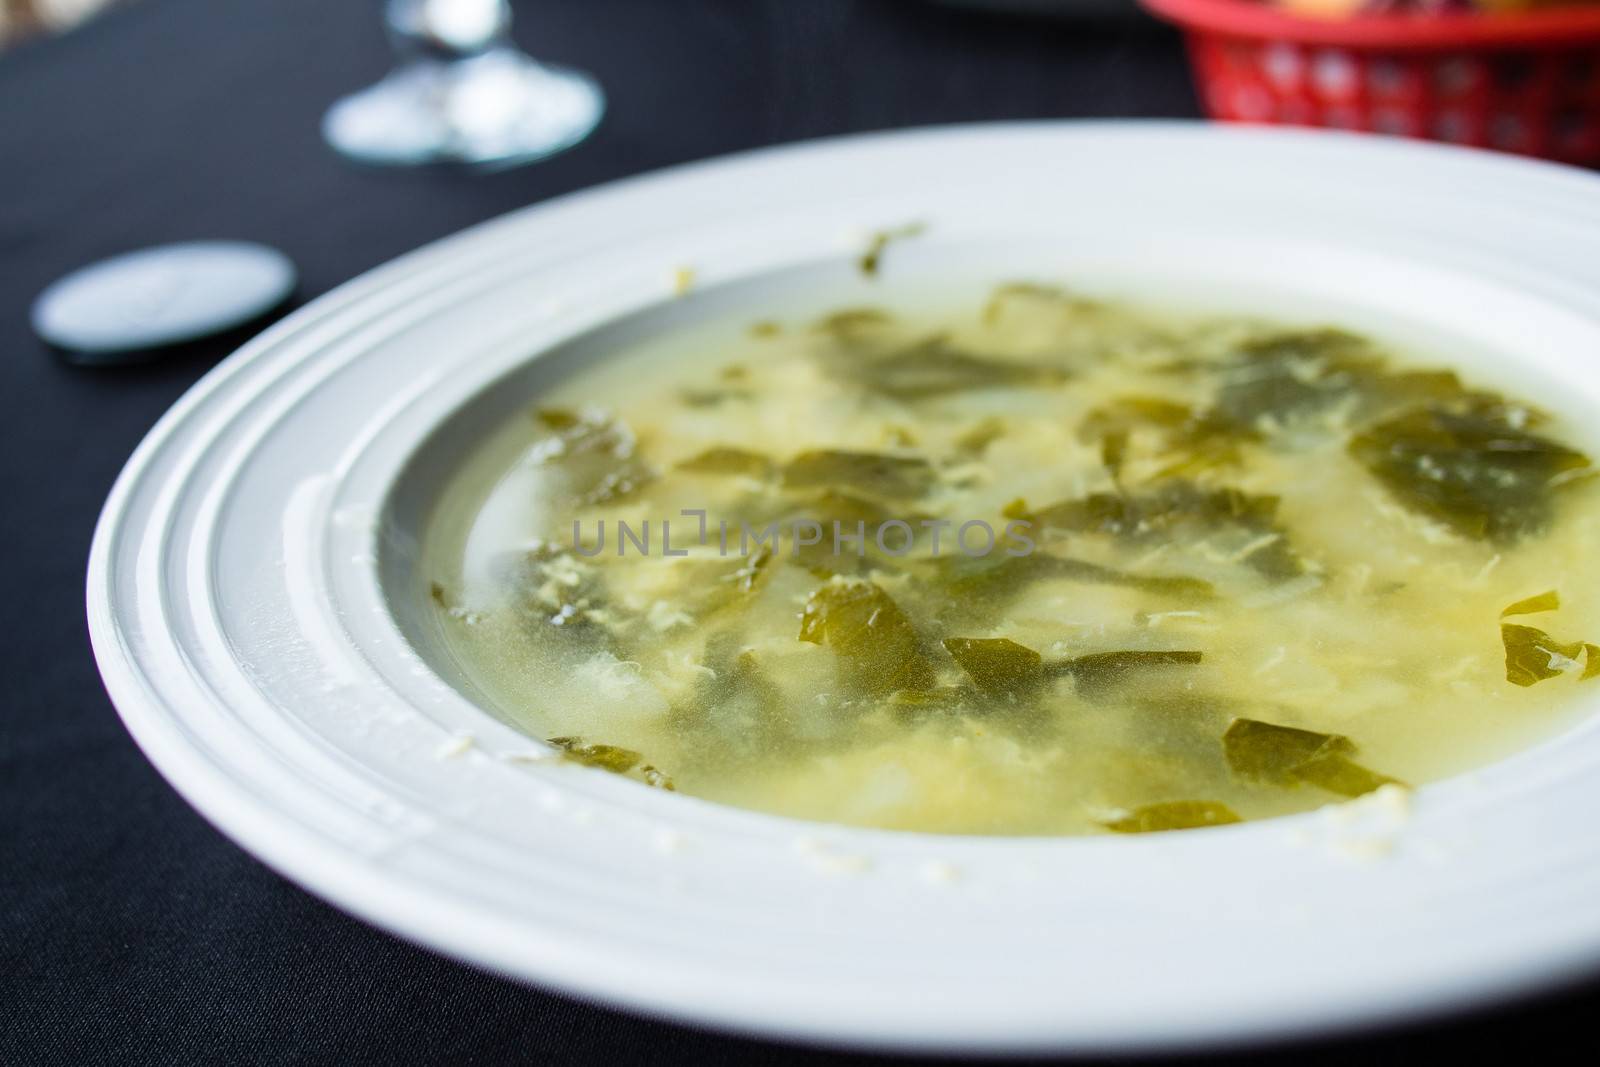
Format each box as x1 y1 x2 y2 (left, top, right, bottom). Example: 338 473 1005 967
1141 0 1600 163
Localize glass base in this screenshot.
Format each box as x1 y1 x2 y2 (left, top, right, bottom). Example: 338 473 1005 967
323 49 604 169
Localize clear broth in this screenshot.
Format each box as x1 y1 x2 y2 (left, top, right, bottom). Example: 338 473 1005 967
427 285 1600 835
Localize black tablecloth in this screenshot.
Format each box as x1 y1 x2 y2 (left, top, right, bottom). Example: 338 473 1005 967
4 1 1597 1062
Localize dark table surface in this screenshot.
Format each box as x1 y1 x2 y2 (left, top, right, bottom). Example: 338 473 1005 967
3 0 1598 1063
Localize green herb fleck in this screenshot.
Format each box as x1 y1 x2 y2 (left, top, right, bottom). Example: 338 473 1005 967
858 223 925 278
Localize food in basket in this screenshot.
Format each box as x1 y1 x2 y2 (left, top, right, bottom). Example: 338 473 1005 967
1144 0 1600 165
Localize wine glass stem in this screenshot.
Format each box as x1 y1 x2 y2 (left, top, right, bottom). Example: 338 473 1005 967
324 0 603 167
386 0 512 62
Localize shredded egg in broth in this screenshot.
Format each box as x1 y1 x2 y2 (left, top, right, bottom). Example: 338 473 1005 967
425 284 1600 836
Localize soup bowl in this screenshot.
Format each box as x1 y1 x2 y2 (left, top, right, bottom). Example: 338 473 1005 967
88 122 1600 1053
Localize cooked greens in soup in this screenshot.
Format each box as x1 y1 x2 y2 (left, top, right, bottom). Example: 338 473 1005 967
427 284 1600 836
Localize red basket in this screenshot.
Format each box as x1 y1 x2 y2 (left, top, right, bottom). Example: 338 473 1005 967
1141 0 1600 163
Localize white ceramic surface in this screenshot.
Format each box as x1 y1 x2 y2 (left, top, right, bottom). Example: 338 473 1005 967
88 123 1600 1053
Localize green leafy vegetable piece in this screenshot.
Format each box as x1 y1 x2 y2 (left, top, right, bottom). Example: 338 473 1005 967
1105 801 1241 834
931 553 1048 602
812 308 895 341
530 408 655 506
884 686 974 720
1148 434 1248 480
799 581 936 695
666 546 779 622
1021 481 1306 581
814 325 1069 400
1370 369 1482 409
1502 623 1586 687
942 637 1044 696
1050 651 1203 696
1349 403 1590 543
1500 590 1560 618
980 282 1099 327
546 736 640 772
1222 718 1354 784
844 336 1070 400
531 408 582 431
1109 572 1217 599
678 387 754 408
1054 649 1204 673
1221 718 1399 797
547 737 676 790
1078 397 1244 478
673 638 795 757
1219 329 1529 425
676 447 775 478
505 543 614 651
955 416 1006 456
932 552 1213 607
1198 329 1535 454
1585 645 1600 681
1029 482 1274 536
857 223 925 277
1209 329 1383 429
1079 397 1198 437
1290 753 1400 798
1100 429 1129 479
803 489 905 528
1208 329 1489 427
884 682 1058 733
782 450 935 498
780 491 922 577
1245 328 1374 364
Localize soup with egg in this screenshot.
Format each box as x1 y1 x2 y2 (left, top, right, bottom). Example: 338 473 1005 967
424 283 1600 835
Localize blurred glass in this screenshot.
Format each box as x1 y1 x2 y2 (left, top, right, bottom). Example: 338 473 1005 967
1 0 123 49
323 0 604 169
